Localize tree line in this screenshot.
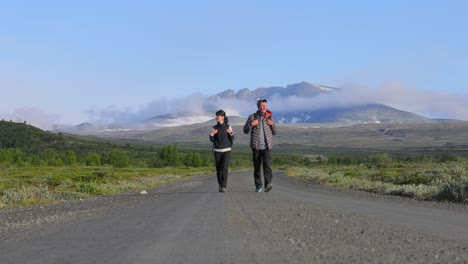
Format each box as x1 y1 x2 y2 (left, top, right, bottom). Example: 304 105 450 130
0 145 213 168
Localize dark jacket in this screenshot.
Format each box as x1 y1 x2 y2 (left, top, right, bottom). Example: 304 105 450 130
210 123 234 151
243 110 276 150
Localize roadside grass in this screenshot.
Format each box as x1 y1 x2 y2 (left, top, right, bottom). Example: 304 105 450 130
0 166 214 208
2 152 467 207
287 162 468 204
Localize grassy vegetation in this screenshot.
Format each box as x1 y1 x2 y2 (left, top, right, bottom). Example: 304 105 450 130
0 166 215 208
1 120 467 208
0 121 223 208
286 154 468 204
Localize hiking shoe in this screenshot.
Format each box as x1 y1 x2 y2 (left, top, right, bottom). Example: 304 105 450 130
219 187 223 192
221 188 227 192
265 183 272 193
255 187 263 193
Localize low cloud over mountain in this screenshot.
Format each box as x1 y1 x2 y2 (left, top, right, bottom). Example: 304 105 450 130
51 81 466 134
47 80 468 133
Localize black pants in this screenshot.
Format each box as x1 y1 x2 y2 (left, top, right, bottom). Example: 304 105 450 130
252 148 273 188
214 151 231 188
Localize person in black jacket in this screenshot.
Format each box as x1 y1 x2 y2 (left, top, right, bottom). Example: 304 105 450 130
209 110 234 192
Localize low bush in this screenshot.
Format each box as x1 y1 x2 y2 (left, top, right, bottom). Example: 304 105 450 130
287 159 468 204
434 166 468 203
2 185 52 206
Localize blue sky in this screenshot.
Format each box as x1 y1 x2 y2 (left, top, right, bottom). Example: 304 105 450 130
1 0 467 129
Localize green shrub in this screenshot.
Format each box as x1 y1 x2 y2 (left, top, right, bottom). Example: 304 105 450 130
62 150 78 165
1 185 51 205
109 149 130 168
85 153 101 166
439 153 459 163
367 153 393 168
77 182 110 196
435 166 468 203
46 175 65 186
341 166 367 178
73 173 98 183
92 169 112 179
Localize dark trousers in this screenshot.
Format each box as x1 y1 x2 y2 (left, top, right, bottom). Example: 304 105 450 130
214 151 231 188
252 148 273 188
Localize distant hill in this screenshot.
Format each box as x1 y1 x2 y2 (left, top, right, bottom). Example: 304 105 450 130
2 120 176 162
0 121 128 154
143 112 213 129
273 104 436 124
110 120 468 156
54 114 248 136
0 120 64 153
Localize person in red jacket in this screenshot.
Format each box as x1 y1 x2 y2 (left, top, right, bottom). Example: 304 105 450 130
243 99 277 192
209 110 234 192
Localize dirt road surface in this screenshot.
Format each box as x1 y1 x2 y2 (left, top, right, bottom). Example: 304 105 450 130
1 170 467 263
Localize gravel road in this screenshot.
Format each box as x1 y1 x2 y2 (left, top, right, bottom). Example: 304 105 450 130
1 170 467 263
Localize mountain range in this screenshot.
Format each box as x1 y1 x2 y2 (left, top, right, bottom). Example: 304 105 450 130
54 81 446 135
211 81 340 101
